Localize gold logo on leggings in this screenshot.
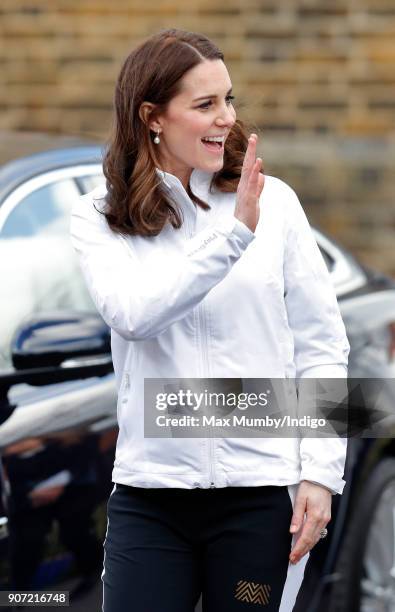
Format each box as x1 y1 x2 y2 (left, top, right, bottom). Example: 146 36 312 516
234 580 271 605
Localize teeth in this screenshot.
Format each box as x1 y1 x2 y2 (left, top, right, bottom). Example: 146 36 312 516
202 136 224 143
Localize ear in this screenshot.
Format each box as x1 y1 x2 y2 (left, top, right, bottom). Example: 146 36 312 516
139 102 162 132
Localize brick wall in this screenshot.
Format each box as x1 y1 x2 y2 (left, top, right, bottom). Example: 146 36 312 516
1 0 394 273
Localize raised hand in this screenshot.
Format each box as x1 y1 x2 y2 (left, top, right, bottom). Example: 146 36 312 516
234 133 265 233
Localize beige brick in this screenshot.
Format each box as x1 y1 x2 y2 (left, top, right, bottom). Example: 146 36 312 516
3 60 57 84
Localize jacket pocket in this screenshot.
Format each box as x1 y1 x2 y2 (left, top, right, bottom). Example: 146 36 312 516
116 345 136 421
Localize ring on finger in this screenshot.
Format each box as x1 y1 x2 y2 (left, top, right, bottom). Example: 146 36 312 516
319 528 328 539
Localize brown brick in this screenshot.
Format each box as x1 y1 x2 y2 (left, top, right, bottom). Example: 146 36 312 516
1 0 395 275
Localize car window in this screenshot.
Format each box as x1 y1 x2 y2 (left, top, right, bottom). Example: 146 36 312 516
318 245 335 273
0 178 95 370
77 175 105 193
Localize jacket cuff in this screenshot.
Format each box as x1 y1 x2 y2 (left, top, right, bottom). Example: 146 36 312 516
299 469 346 495
299 364 348 379
232 219 256 245
218 217 256 247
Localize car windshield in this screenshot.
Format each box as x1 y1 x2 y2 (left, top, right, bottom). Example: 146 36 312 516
0 176 96 370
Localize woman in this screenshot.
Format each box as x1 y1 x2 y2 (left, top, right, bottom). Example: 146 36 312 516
70 29 350 612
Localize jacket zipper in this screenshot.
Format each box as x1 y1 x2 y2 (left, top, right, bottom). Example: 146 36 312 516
197 300 216 489
184 191 216 489
185 193 216 489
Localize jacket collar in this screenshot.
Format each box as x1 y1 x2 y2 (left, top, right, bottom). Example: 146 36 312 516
155 167 214 201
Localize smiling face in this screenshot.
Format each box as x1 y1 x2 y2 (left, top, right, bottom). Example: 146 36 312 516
149 59 236 188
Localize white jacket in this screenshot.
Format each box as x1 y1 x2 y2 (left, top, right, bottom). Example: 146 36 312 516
70 168 350 495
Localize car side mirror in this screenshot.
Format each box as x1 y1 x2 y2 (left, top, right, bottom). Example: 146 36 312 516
11 311 111 371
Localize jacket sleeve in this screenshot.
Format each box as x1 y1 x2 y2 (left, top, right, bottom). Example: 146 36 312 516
283 184 350 495
70 190 254 341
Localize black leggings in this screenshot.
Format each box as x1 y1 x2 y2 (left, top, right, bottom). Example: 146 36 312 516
102 483 299 612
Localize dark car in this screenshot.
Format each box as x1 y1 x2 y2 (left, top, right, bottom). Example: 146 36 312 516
0 138 395 611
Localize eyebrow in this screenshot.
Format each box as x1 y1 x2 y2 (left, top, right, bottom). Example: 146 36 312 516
193 87 233 102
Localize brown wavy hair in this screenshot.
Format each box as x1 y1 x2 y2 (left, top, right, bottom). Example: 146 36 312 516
102 28 250 237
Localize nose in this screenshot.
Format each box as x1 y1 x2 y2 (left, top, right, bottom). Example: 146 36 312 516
215 102 235 128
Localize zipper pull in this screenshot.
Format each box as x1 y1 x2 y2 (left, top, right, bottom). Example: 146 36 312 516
121 373 130 404
210 482 216 489
124 373 130 391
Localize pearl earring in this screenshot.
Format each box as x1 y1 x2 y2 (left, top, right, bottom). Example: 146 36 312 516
154 130 161 144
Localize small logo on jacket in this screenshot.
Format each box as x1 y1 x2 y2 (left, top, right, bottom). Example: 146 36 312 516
234 580 271 605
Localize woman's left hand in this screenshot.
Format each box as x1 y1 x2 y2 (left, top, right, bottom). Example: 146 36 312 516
289 480 332 564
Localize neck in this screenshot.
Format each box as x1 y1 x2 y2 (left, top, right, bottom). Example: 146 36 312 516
157 164 192 191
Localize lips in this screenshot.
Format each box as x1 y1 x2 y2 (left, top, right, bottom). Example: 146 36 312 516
201 139 224 154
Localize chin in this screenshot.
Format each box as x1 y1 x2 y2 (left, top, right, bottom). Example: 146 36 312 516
199 159 224 173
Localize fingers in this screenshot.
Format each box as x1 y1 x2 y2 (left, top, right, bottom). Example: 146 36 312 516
246 158 264 201
290 492 306 534
240 133 264 195
257 169 265 198
289 518 324 564
241 133 258 179
234 133 264 232
240 134 260 193
246 157 260 189
289 513 330 564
